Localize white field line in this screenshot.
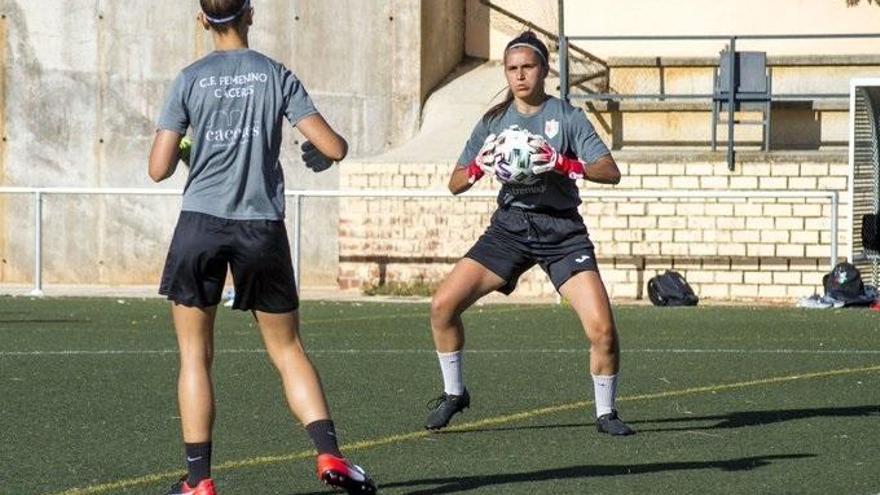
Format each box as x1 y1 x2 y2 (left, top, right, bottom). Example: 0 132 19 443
2 348 880 357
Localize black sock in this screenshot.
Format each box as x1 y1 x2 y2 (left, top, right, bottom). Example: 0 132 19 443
185 442 212 486
306 419 342 457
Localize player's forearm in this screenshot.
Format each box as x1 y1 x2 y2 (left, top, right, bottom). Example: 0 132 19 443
297 114 348 162
448 166 474 195
148 131 181 182
149 161 177 182
322 133 348 162
583 155 621 184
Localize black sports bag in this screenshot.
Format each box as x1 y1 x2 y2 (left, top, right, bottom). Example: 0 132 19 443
647 270 699 306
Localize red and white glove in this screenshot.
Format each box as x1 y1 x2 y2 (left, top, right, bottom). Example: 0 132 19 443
528 136 586 180
465 133 498 184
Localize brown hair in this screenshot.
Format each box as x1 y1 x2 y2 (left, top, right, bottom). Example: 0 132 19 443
200 0 250 32
481 31 549 125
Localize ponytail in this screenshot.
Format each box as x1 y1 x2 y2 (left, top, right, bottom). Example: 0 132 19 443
482 89 514 125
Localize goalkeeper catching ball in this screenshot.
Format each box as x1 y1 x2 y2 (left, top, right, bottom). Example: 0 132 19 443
424 31 634 437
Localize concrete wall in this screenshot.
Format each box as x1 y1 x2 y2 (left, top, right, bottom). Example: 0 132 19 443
0 0 431 287
465 0 880 60
565 0 880 58
421 0 465 105
1 0 871 296
465 0 558 60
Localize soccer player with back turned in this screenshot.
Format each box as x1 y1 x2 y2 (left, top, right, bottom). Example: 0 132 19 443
148 1 376 493
424 32 636 437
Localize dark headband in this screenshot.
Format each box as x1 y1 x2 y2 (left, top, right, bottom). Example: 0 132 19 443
204 0 251 24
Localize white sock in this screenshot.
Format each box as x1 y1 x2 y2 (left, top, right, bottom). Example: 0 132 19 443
437 351 464 395
592 374 618 417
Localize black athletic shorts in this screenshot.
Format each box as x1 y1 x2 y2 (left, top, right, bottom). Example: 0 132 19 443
159 211 299 313
465 207 598 295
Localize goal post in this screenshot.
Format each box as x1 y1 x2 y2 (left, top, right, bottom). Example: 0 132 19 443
848 78 880 286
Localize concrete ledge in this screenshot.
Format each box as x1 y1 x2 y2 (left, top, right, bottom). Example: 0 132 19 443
582 99 712 111
811 98 849 111
606 54 880 67
611 149 847 163
577 98 848 112
346 149 847 165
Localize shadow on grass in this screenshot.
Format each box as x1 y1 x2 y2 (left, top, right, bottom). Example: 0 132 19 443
438 405 880 435
293 454 813 495
632 405 880 432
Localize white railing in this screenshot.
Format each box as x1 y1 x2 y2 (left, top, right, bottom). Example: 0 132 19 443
0 187 840 296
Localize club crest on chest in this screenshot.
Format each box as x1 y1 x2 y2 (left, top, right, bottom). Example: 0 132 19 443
544 119 559 138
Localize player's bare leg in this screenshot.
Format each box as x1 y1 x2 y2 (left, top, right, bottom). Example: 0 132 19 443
169 304 218 494
430 258 505 351
559 271 619 375
255 310 376 494
255 310 331 423
559 271 634 435
426 258 504 430
173 304 217 443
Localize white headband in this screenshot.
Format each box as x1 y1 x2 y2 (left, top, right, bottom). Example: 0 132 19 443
506 42 548 64
204 0 251 24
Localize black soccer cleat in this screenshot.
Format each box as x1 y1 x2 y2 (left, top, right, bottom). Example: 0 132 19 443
596 410 636 436
425 388 470 430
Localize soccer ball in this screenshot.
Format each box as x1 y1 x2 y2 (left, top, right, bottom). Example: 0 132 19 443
492 127 539 185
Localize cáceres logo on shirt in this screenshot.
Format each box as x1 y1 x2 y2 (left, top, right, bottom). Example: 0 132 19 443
204 109 261 146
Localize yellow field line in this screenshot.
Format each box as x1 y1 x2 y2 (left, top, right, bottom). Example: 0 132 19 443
48 363 880 495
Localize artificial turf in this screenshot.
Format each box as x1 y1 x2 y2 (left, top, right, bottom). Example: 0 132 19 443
0 297 878 494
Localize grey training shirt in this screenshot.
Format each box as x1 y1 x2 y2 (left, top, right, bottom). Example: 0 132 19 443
158 49 317 220
458 97 610 212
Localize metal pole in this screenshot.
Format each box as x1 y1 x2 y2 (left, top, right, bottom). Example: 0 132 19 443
293 193 302 291
558 0 568 102
830 191 839 270
727 37 736 171
30 191 44 296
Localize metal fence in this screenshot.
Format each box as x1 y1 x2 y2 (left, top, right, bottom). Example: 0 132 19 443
0 187 840 297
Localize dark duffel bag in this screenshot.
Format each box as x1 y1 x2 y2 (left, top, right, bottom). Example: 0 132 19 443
647 270 699 307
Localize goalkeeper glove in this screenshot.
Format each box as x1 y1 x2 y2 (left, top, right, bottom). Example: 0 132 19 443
465 133 498 184
301 141 334 172
179 136 192 166
528 136 585 180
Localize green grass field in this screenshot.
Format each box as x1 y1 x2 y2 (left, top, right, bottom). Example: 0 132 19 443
1 297 879 495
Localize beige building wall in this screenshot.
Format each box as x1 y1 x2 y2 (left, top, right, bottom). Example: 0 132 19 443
338 155 849 301
0 0 869 299
465 0 880 60
566 0 880 58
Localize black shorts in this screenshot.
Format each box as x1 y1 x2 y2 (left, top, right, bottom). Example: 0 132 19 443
465 207 598 295
159 211 299 313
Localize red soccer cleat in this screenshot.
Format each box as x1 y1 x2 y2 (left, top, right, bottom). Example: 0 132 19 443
316 454 377 494
166 477 216 495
